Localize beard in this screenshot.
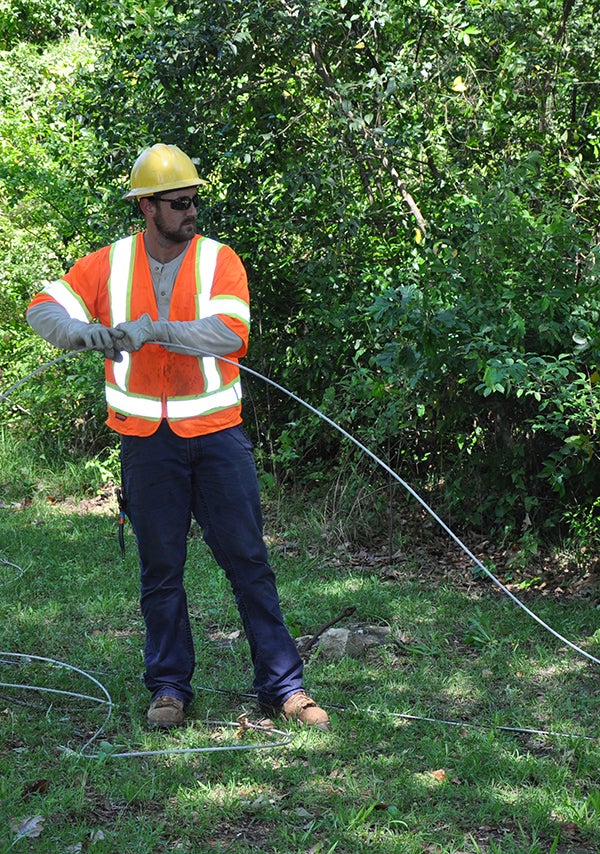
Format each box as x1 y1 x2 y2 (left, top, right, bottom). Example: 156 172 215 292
154 208 197 243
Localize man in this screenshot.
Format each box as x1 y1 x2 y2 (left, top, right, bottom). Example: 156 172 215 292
27 143 329 731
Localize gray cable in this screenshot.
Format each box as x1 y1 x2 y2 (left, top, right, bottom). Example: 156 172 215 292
175 345 600 667
0 651 113 755
0 651 294 758
0 557 26 583
83 721 294 759
1 345 598 755
0 351 80 403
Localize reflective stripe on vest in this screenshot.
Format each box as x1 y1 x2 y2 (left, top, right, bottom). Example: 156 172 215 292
193 239 250 394
42 279 91 322
195 237 220 393
106 235 243 421
109 237 136 393
105 379 242 420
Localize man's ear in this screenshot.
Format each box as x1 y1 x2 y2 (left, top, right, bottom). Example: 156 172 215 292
139 197 155 217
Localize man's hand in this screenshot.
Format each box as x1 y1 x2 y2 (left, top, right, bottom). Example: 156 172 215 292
114 314 156 352
71 322 125 362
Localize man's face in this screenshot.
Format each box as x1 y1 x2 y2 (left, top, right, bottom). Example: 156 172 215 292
149 187 199 244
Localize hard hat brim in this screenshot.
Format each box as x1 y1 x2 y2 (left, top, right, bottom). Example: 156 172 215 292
122 178 203 200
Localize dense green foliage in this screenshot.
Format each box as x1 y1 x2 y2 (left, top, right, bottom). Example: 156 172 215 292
1 0 599 548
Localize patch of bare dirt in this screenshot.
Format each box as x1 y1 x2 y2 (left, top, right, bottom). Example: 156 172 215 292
325 525 600 604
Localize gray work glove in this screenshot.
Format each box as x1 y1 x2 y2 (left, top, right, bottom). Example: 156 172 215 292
69 321 124 362
114 314 156 352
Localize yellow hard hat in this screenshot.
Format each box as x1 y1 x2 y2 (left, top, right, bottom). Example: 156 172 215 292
122 143 201 199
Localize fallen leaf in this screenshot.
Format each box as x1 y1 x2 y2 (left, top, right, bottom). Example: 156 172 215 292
11 815 45 842
248 794 272 810
559 821 583 840
428 769 448 783
22 779 51 798
294 807 314 818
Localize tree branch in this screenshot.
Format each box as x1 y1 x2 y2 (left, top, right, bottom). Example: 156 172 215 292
309 40 427 236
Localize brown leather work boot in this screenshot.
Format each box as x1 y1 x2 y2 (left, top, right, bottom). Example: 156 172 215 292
281 691 330 731
147 695 185 729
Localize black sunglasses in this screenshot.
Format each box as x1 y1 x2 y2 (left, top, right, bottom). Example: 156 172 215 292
152 192 200 210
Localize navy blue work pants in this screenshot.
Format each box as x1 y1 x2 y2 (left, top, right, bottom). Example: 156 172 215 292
120 421 304 708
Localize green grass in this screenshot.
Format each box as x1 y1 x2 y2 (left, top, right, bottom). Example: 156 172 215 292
1 460 600 852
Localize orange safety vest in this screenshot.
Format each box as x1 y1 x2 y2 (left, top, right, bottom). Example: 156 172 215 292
30 232 250 438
